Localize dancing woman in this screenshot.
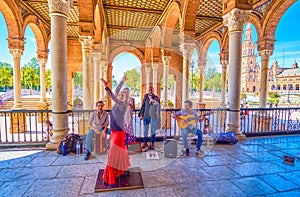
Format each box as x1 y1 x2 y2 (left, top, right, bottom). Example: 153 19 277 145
100 76 131 186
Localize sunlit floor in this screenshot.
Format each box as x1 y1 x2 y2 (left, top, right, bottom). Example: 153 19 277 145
1 135 300 196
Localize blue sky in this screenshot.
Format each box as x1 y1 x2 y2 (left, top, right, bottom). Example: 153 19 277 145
1 1 300 81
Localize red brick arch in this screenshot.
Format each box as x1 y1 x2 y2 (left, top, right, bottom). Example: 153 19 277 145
199 31 222 61
181 0 201 32
262 0 297 40
109 46 145 66
162 1 182 47
0 0 23 40
23 15 49 52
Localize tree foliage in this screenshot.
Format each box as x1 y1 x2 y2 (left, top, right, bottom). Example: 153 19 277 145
0 62 13 90
73 72 83 89
21 58 40 89
124 68 141 92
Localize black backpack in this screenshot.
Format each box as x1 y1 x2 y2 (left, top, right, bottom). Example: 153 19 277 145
57 133 82 155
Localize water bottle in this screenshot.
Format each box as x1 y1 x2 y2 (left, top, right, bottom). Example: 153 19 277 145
82 143 86 154
62 142 67 156
76 141 81 156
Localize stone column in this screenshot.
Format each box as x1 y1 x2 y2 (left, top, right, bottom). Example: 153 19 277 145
220 60 228 107
37 51 48 105
145 66 151 93
180 43 194 104
10 49 23 109
162 56 171 107
46 0 73 150
152 62 159 94
198 61 206 105
79 36 93 110
259 49 273 108
92 50 101 103
223 8 251 139
100 60 108 100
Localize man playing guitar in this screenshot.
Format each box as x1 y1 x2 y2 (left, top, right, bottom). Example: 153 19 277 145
172 100 204 156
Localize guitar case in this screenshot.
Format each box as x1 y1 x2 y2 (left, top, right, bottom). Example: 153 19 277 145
164 139 177 158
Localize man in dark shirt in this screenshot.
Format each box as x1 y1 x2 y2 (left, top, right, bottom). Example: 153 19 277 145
138 86 160 149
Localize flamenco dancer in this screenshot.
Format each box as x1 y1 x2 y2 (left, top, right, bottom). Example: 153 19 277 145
100 75 131 186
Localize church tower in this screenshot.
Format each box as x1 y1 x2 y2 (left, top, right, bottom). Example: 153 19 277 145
241 23 261 93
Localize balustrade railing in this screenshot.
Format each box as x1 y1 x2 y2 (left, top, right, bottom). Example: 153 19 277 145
0 107 300 144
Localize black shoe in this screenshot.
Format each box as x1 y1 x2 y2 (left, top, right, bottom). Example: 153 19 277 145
84 151 91 160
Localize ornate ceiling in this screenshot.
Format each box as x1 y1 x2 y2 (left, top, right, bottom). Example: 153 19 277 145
18 0 267 43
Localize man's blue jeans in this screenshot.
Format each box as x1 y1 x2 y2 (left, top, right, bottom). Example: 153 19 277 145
143 118 157 143
181 127 202 149
85 128 111 153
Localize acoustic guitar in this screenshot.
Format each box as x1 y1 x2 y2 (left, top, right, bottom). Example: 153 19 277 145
176 114 198 129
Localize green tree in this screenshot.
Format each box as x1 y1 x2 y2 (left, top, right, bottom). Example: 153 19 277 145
73 72 83 89
21 58 40 90
124 69 140 92
0 62 13 90
45 69 52 89
203 68 222 92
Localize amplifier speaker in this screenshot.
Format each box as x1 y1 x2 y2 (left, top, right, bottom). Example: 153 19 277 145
164 139 177 158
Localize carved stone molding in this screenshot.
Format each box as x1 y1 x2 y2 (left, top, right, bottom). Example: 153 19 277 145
223 8 251 32
179 43 194 60
162 56 171 65
79 36 94 50
259 49 273 61
221 60 229 68
8 38 24 51
48 0 73 17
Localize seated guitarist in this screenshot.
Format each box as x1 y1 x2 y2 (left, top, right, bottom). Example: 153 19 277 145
173 100 204 155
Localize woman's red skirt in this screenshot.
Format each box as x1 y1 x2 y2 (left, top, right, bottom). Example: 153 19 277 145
103 130 131 185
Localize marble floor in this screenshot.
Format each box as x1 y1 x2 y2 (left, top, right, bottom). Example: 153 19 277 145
1 135 300 197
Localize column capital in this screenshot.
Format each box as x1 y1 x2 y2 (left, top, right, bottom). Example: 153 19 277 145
221 60 229 68
259 49 273 61
48 0 73 18
162 56 171 65
79 36 94 50
9 49 23 60
145 66 151 72
179 42 194 60
223 8 251 32
152 62 159 70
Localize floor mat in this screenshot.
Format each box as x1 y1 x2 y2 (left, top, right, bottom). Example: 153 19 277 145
95 167 144 192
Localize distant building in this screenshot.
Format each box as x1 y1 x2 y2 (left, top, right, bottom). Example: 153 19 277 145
241 23 300 94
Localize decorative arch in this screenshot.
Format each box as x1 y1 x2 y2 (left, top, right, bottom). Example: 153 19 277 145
151 26 162 58
198 31 222 60
161 1 182 47
181 0 201 32
0 0 23 40
23 15 48 52
262 0 297 40
109 46 145 65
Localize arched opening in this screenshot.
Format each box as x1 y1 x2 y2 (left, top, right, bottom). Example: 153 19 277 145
21 26 39 93
0 11 12 92
204 39 221 101
242 23 260 94
112 52 141 104
189 49 198 97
